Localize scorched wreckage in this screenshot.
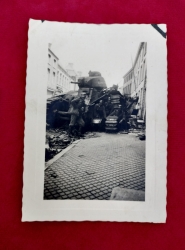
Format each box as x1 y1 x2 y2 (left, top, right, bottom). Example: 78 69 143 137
45 71 143 161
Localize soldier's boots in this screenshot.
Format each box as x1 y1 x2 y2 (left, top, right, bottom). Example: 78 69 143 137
78 126 85 138
68 126 73 137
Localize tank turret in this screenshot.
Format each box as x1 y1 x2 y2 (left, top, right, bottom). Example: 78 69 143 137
77 71 106 89
71 71 107 103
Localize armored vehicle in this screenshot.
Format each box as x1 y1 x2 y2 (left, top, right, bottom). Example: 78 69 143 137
46 71 139 132
46 71 107 128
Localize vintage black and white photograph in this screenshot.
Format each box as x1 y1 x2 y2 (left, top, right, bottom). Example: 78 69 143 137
23 21 167 222
44 27 147 201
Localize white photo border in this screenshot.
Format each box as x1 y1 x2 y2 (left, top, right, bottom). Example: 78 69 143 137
22 20 167 222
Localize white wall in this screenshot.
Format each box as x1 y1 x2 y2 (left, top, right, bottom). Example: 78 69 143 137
47 48 74 97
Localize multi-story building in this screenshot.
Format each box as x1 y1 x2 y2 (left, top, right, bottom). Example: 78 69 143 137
47 46 75 98
123 42 147 120
66 63 81 91
122 68 133 96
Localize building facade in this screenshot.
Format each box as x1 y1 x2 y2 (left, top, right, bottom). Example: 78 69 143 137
66 63 81 92
47 46 75 98
123 42 147 120
122 68 133 96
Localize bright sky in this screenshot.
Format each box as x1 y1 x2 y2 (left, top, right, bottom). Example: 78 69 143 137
46 23 165 88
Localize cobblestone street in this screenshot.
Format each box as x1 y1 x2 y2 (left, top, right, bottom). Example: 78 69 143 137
44 133 145 200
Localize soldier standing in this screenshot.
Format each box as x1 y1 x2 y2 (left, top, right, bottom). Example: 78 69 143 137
105 96 114 116
94 100 106 119
68 93 86 137
93 100 106 131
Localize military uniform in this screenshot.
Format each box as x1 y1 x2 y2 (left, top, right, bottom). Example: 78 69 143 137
69 110 85 127
105 100 114 116
94 103 106 119
69 97 85 135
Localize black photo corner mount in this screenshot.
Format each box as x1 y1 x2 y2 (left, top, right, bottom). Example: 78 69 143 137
151 24 166 39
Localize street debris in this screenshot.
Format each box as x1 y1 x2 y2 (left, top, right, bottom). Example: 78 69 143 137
85 170 95 175
138 132 146 140
45 129 102 162
45 128 73 162
45 71 146 162
51 173 58 178
128 128 146 141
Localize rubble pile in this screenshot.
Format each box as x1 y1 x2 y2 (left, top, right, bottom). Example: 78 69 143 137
45 128 101 162
45 128 72 162
45 72 146 161
128 128 146 140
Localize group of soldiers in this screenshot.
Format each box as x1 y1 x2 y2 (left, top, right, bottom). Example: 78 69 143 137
59 92 126 137
48 83 141 138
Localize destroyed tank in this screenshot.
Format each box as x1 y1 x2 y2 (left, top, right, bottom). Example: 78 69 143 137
72 71 107 103
46 71 107 128
46 71 139 132
105 95 139 132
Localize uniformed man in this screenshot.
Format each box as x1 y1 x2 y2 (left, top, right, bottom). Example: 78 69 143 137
94 100 106 119
93 100 106 131
68 93 86 137
109 104 123 117
105 96 114 116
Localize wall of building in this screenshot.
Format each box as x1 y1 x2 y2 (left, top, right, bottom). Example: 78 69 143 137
123 69 133 96
47 49 58 97
47 47 74 98
132 43 147 120
66 63 80 92
57 64 74 93
123 42 147 120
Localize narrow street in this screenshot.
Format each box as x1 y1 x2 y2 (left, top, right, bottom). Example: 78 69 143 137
44 132 145 200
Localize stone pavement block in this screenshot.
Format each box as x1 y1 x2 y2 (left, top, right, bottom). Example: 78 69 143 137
98 196 104 200
110 187 145 201
91 190 96 195
44 133 145 200
102 194 109 199
61 195 67 199
53 194 60 199
47 195 53 199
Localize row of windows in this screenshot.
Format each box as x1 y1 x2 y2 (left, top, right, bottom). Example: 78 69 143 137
132 59 146 90
123 83 131 95
137 61 146 86
135 43 146 73
48 54 57 66
47 69 70 82
124 44 147 85
124 61 146 91
124 72 133 83
124 62 146 94
47 68 71 90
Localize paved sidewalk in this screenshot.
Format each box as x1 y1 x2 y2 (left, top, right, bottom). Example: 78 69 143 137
44 133 145 200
